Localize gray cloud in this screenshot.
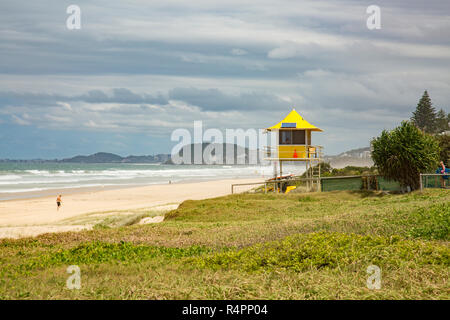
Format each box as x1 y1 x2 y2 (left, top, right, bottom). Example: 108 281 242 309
168 87 291 111
0 0 449 157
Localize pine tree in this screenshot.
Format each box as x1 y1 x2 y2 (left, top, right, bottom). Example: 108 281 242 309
435 108 449 133
411 90 436 133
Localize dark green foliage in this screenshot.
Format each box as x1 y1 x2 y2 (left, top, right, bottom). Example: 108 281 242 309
48 241 210 264
303 164 377 178
194 232 449 272
411 91 437 133
328 166 377 177
409 91 449 134
300 162 332 178
1 190 449 299
371 121 440 190
406 203 450 240
319 162 332 175
1 242 211 277
436 134 450 166
435 109 450 134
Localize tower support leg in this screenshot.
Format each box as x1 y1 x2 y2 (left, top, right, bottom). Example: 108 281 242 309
306 161 310 191
280 161 283 178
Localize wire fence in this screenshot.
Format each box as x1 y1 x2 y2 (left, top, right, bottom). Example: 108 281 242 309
231 173 448 194
420 173 449 190
320 175 402 192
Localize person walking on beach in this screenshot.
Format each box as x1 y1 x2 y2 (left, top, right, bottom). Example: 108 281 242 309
56 195 62 211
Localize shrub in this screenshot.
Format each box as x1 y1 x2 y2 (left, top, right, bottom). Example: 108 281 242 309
407 203 450 240
436 134 450 167
371 121 440 190
194 232 449 272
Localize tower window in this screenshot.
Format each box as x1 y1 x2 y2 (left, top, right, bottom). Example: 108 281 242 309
293 130 306 144
279 130 306 144
280 131 292 144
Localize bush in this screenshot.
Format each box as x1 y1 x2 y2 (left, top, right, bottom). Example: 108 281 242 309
436 134 450 167
407 203 450 240
371 121 440 190
194 232 449 272
304 164 377 178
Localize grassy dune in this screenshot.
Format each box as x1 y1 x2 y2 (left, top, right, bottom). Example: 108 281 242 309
0 189 449 299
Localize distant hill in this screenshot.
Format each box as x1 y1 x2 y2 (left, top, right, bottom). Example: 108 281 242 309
164 143 258 165
61 144 256 165
60 152 170 164
123 154 170 163
323 147 373 169
1 146 371 166
61 152 123 163
0 144 252 164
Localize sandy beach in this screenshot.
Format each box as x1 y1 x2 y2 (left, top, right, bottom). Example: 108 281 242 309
0 178 263 239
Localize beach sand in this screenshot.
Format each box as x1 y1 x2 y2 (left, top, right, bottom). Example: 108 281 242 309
0 178 262 239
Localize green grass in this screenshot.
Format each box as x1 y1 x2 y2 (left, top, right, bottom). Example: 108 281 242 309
405 203 450 240
193 232 448 272
0 189 449 299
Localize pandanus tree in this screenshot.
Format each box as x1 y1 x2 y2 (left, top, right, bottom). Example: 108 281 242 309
371 121 440 191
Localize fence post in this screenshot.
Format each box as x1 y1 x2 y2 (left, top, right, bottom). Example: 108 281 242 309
419 174 423 191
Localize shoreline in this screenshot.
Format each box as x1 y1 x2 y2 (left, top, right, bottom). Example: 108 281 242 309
0 177 263 239
0 163 271 201
0 173 267 202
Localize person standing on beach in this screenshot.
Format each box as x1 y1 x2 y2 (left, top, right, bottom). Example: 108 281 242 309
56 195 62 211
438 161 447 188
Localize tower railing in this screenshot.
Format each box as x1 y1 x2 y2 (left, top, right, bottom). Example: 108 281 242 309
263 145 323 161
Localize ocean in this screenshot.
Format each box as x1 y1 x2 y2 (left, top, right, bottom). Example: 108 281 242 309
0 162 289 200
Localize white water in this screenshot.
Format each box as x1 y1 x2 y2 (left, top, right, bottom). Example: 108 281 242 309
0 163 306 200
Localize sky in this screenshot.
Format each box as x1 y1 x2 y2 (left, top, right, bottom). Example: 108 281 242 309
0 0 449 159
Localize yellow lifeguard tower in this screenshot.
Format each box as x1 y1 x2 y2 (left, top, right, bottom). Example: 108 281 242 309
264 109 323 191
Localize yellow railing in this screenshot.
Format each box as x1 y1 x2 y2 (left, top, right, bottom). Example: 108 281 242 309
264 145 323 160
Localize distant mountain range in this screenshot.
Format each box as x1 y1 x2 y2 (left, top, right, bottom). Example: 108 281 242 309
167 143 254 165
60 152 170 164
0 152 170 164
0 143 253 164
0 145 373 167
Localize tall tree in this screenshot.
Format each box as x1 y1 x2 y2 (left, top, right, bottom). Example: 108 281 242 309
435 108 449 133
411 90 436 133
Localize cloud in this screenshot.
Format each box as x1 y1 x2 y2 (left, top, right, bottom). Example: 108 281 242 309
168 87 293 111
56 101 72 111
0 0 449 158
230 48 248 56
0 86 296 134
11 114 31 126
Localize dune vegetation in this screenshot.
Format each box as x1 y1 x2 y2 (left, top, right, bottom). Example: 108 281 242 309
0 189 448 299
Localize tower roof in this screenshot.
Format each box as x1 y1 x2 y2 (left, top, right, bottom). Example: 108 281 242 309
265 109 323 131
